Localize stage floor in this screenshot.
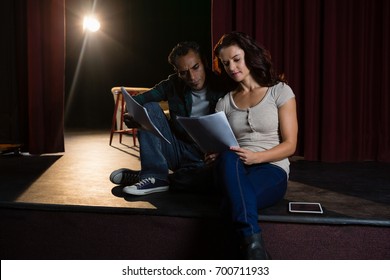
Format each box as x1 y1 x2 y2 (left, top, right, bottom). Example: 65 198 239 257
1 130 389 227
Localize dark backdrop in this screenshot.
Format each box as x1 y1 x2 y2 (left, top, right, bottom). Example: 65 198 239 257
0 0 65 154
1 0 389 161
212 0 390 162
65 0 211 129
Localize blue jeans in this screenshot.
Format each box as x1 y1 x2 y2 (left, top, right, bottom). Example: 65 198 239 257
137 102 204 181
216 150 287 238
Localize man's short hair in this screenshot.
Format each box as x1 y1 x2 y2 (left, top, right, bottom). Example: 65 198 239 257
168 41 203 69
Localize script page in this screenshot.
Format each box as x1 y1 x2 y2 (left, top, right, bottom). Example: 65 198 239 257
177 112 239 153
121 87 170 144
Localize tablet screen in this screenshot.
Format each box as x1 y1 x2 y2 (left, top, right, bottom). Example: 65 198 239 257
288 202 323 214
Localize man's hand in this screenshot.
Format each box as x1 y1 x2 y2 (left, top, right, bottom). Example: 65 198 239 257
205 153 219 165
123 113 141 128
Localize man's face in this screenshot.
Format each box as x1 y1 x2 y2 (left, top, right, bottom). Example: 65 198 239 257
175 50 206 91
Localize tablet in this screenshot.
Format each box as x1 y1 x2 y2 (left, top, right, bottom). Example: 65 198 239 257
288 202 323 214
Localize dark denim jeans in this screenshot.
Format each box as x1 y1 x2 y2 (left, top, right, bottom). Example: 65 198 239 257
137 102 204 181
216 150 288 238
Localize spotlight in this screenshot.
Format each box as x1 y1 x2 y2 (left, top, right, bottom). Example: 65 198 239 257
83 16 100 32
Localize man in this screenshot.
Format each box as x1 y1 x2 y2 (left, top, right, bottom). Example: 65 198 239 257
110 41 229 195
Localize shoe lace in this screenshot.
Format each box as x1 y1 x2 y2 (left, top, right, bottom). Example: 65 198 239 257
123 171 139 183
134 178 155 187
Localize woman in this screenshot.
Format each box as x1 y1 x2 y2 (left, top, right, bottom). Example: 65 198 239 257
211 31 298 259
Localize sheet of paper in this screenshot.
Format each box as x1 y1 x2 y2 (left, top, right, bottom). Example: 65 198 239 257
121 87 170 144
177 111 239 153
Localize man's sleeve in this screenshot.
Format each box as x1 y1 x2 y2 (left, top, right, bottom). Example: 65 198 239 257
133 77 172 105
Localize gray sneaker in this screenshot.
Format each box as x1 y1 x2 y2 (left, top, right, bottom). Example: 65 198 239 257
109 168 140 186
123 178 169 195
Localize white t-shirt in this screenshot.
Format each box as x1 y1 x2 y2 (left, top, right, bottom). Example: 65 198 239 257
215 82 295 175
191 88 209 117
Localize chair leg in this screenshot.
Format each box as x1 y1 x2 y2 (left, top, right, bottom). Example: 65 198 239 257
132 129 137 146
110 94 121 146
109 132 114 146
119 97 125 144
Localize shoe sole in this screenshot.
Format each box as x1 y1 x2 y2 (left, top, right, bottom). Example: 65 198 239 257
123 186 169 196
110 168 138 185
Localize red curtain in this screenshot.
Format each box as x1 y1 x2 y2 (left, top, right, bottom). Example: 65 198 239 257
18 0 65 154
212 0 390 162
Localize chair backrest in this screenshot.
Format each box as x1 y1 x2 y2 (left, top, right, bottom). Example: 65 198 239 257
111 87 151 130
111 87 150 96
111 86 169 116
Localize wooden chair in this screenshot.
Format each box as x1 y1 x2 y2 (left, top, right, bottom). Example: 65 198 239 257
109 87 150 146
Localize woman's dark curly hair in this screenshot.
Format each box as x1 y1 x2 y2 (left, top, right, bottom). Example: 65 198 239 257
213 31 286 87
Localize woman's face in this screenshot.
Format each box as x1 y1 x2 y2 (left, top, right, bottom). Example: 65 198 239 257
218 44 250 82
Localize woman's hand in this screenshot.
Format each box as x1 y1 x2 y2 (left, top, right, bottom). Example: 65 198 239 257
230 146 258 165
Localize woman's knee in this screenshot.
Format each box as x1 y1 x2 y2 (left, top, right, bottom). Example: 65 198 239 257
217 150 239 170
219 150 239 162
